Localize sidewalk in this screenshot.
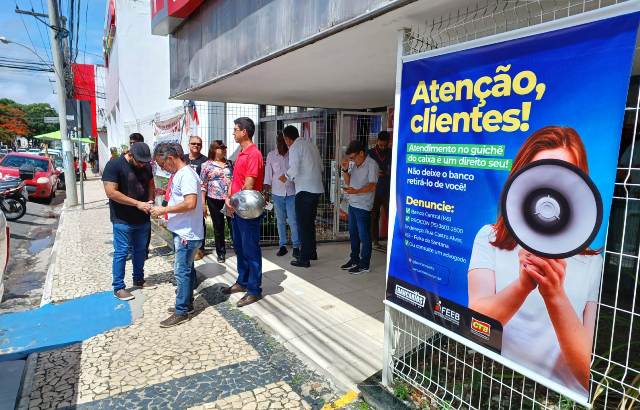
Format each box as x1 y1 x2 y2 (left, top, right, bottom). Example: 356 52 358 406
17 178 385 409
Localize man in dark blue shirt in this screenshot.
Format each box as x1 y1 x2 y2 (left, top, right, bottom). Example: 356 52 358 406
368 131 392 248
102 142 156 301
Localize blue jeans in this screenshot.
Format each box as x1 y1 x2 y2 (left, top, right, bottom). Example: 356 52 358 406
112 222 151 292
173 234 202 316
231 215 262 296
348 206 372 269
272 194 300 248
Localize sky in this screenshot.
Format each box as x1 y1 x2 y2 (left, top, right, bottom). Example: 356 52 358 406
0 0 105 109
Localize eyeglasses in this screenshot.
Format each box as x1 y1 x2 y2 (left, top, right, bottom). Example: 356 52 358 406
190 143 202 146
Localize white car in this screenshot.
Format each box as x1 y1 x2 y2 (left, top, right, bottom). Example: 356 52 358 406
0 212 8 301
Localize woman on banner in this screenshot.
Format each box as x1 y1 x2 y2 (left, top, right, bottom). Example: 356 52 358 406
200 140 233 263
468 126 602 394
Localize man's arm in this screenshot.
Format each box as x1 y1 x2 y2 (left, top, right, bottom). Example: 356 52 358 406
151 194 197 218
148 177 156 202
352 182 376 194
285 144 300 181
103 182 151 212
164 194 197 213
243 176 256 190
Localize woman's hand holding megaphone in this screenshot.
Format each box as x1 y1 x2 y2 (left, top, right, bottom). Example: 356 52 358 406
522 253 568 301
518 249 538 293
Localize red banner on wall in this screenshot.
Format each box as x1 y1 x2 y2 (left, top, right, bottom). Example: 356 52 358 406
72 64 97 138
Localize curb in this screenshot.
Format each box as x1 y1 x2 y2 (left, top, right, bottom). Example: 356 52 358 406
16 200 68 410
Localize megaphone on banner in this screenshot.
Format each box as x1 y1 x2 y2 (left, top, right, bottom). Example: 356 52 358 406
500 159 603 259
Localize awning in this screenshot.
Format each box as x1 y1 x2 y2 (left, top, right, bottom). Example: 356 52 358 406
33 130 94 144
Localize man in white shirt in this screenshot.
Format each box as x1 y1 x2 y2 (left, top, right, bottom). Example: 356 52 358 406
151 143 204 328
264 131 300 257
340 140 379 274
283 125 324 268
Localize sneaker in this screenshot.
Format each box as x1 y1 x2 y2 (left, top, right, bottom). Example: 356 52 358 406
114 289 134 301
167 306 195 314
276 246 288 257
133 280 157 290
340 260 358 270
217 254 225 263
159 313 191 328
348 266 370 275
292 248 300 259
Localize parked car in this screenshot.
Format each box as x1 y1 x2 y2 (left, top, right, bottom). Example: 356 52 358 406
39 150 65 189
0 212 8 302
0 153 59 203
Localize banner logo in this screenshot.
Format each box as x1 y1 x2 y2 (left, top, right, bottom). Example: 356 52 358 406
395 285 426 308
470 317 491 339
434 300 460 325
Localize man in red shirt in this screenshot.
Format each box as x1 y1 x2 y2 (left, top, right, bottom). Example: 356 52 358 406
223 117 265 307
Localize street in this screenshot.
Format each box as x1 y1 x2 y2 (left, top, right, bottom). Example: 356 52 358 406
0 191 64 313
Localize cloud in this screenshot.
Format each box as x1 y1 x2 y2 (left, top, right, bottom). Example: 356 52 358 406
0 70 58 108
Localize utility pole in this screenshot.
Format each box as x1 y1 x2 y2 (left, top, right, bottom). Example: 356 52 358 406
45 0 77 206
77 100 84 209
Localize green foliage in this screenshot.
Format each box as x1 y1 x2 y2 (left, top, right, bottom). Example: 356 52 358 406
22 102 59 136
393 382 410 401
0 98 59 140
290 373 304 387
356 401 371 410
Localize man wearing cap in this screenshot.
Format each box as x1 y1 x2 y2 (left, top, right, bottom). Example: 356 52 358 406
102 142 156 301
222 117 265 308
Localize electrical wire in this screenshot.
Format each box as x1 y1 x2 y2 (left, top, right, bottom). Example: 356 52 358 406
0 63 54 72
32 0 53 63
16 1 50 66
81 0 88 64
74 0 80 61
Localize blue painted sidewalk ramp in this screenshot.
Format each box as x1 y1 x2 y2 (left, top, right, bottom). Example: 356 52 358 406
0 291 132 361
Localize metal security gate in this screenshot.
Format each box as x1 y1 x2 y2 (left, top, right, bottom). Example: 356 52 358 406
383 1 640 409
258 107 386 243
335 111 387 239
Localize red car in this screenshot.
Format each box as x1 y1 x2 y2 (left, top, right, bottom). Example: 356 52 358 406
0 153 59 203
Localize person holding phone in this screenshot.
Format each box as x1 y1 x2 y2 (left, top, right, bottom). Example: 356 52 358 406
340 140 379 274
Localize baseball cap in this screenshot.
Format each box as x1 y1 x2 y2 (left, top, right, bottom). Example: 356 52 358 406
130 142 152 163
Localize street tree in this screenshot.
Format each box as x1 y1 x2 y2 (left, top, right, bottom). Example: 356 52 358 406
0 98 59 142
0 101 29 144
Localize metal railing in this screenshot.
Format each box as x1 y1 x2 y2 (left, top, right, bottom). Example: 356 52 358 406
384 1 639 409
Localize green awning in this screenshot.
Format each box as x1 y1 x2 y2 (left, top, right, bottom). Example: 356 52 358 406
33 130 94 144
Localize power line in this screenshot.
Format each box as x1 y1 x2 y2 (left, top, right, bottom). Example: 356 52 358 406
32 0 53 63
16 1 50 66
0 56 51 65
0 63 54 72
81 0 87 64
74 0 80 62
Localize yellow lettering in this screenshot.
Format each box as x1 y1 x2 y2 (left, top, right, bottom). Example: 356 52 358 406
411 81 430 105
410 114 423 133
